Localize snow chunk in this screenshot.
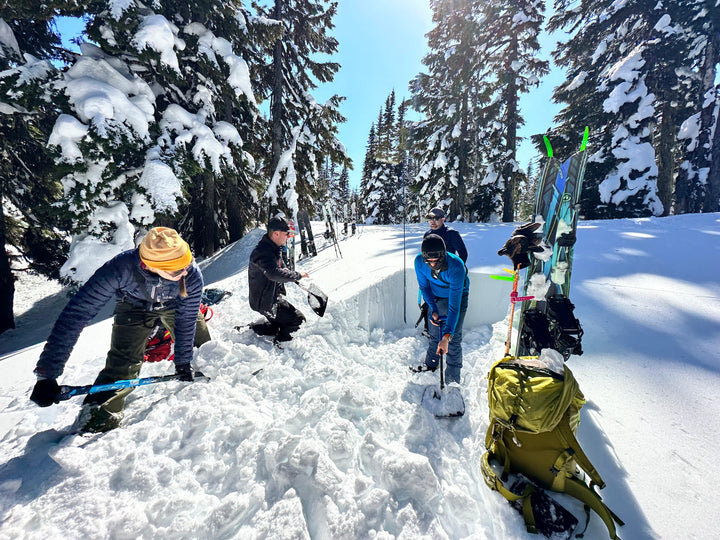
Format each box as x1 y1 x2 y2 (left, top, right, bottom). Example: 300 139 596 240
48 114 89 163
60 201 135 283
0 18 21 57
133 15 181 72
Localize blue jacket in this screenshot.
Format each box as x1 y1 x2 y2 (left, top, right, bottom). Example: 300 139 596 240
35 249 204 379
414 252 469 336
424 225 468 263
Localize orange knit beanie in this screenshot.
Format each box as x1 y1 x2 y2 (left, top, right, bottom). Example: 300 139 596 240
139 227 192 271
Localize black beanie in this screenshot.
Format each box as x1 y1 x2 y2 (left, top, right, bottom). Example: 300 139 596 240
421 234 446 258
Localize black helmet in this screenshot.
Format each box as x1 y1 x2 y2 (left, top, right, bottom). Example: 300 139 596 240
422 234 447 269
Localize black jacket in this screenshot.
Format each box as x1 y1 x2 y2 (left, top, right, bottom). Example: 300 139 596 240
424 225 468 263
249 234 302 315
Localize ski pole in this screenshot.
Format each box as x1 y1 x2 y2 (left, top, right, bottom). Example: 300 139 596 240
504 267 521 357
57 372 209 401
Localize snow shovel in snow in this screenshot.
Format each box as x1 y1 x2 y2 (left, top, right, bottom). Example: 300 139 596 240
420 353 465 417
57 372 210 401
297 280 328 317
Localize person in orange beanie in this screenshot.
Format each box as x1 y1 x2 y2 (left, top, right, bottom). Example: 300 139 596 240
31 227 210 433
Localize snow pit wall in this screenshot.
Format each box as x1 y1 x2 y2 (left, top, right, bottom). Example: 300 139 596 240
351 269 511 332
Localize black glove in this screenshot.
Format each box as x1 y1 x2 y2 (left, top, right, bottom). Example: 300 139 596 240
30 378 61 407
498 222 544 269
175 363 195 382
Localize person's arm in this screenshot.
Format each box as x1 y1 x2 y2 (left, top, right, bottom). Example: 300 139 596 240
441 259 466 338
172 265 204 367
256 248 303 283
414 255 438 316
455 232 468 263
35 259 124 380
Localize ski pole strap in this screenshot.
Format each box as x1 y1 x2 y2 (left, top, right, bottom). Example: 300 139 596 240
58 372 209 401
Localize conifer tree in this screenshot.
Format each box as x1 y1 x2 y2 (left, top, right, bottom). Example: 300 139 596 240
0 4 79 332
362 93 405 223
474 0 548 221
411 0 546 222
256 0 350 220
410 0 481 221
549 0 681 218
674 0 720 213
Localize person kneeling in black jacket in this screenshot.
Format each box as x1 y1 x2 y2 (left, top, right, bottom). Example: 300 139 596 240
248 217 309 342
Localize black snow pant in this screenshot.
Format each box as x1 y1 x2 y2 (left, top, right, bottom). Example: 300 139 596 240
263 297 306 340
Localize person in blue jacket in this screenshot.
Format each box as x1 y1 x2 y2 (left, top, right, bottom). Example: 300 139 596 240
413 234 469 384
29 227 210 433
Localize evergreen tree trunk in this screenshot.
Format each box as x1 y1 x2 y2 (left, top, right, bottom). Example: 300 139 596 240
502 67 518 222
269 0 285 215
702 28 720 212
201 172 216 257
455 106 468 221
190 172 217 257
226 175 244 243
656 102 675 216
706 105 720 212
0 193 16 334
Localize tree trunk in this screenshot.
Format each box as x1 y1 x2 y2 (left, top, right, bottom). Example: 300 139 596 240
454 102 468 221
655 101 675 216
0 193 16 334
702 23 720 212
502 40 519 222
269 0 285 216
201 171 216 257
226 173 245 243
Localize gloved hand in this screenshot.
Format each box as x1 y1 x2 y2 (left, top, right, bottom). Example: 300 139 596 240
498 222 543 269
30 378 61 407
175 363 195 382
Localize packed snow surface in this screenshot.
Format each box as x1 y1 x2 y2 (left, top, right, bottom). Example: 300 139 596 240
1 214 719 539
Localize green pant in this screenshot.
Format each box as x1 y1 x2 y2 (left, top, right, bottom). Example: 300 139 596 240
83 302 211 414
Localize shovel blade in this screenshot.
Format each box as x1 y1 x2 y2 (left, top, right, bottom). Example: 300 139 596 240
421 385 465 417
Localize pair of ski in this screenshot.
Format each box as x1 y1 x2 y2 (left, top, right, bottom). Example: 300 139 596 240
491 129 590 539
515 128 589 358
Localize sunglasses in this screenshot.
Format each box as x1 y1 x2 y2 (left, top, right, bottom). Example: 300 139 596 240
427 216 443 221
153 265 190 280
422 251 444 263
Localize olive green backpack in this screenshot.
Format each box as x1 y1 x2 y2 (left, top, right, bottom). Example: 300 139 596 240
481 356 624 539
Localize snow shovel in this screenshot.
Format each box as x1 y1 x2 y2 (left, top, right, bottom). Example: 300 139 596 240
297 280 328 317
57 371 210 401
420 353 465 417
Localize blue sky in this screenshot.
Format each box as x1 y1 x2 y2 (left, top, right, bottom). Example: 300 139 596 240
58 2 563 190
316 1 563 188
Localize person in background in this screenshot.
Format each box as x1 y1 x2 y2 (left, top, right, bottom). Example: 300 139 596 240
413 234 469 384
30 227 210 433
248 216 309 343
424 207 468 263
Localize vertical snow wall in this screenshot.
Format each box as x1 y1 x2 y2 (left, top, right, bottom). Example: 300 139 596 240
347 270 511 333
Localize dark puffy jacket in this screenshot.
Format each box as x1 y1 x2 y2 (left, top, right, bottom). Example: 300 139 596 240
424 225 468 263
249 234 302 315
35 249 203 379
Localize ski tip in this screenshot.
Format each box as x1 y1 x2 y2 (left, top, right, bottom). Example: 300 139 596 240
543 135 553 158
580 126 589 151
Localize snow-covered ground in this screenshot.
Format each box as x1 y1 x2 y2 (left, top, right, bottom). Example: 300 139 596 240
1 214 719 539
